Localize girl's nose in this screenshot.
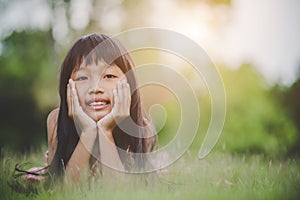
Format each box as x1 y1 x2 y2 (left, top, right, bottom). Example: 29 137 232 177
89 80 104 94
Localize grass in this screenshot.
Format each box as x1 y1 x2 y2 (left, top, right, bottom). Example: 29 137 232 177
1 148 300 200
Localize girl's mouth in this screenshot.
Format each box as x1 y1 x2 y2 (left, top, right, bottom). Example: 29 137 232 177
87 99 110 110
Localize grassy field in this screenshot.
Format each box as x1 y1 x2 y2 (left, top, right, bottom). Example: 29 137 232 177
1 148 299 200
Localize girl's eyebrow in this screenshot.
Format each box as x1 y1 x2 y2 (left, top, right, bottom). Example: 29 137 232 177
76 64 114 73
77 67 86 72
104 65 115 70
103 65 120 73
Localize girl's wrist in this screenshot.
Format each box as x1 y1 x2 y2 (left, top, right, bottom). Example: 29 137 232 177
97 121 116 133
97 127 114 143
80 127 98 143
81 126 97 133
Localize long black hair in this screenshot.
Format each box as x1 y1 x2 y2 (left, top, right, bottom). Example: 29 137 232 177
49 33 157 178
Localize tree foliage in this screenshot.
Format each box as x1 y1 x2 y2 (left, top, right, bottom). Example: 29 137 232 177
0 31 54 151
275 76 300 156
217 65 298 156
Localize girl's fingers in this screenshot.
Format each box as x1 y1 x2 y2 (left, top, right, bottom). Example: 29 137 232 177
67 83 72 117
117 78 131 116
120 79 130 101
123 81 131 108
67 84 72 117
69 79 81 116
117 79 124 101
69 80 75 116
113 88 119 112
68 79 96 130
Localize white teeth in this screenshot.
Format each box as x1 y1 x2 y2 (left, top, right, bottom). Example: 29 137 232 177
89 101 107 106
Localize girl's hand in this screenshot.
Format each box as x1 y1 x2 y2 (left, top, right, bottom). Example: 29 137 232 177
68 79 97 132
97 79 131 132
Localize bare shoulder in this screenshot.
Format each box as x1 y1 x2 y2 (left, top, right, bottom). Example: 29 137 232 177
143 118 158 152
47 108 59 121
47 108 59 138
47 108 59 140
47 108 59 163
47 108 59 126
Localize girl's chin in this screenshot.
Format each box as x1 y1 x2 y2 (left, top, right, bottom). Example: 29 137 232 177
88 111 109 121
93 116 105 121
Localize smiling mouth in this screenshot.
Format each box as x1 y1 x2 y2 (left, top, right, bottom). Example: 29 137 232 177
87 100 110 110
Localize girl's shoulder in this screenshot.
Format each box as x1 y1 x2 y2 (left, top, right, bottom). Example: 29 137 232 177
143 117 158 152
47 108 59 138
47 108 59 128
47 108 59 163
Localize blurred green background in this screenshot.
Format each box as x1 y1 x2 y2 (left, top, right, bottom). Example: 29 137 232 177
0 0 299 159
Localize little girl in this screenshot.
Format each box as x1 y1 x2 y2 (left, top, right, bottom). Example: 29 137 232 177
21 33 157 181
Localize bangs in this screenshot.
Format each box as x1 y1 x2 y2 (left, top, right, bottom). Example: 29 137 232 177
73 34 129 72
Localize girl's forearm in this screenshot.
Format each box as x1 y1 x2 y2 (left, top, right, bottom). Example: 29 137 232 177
98 129 124 173
64 127 124 179
66 128 97 179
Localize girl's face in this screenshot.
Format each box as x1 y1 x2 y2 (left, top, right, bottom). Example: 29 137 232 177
71 59 126 121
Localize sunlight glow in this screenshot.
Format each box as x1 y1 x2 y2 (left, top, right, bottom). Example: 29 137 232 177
70 0 92 30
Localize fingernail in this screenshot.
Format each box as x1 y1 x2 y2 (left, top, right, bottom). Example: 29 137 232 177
122 79 126 83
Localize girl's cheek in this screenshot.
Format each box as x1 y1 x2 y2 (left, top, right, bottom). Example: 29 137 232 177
75 85 85 105
104 81 118 91
77 94 84 107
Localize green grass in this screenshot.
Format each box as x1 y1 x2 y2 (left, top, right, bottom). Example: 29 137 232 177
1 148 300 200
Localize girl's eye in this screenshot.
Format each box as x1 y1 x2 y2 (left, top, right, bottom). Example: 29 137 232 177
75 76 88 81
104 74 117 79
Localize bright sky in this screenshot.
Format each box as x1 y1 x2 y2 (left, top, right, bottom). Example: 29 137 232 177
1 0 300 86
149 0 300 86
217 0 300 86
